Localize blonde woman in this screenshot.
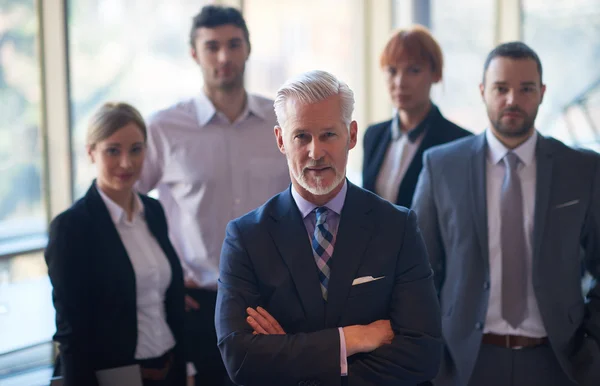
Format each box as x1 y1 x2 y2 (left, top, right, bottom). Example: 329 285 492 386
46 103 186 385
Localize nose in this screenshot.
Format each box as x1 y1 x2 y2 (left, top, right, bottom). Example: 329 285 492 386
308 139 325 161
393 73 403 88
506 89 516 106
120 154 133 169
217 47 230 63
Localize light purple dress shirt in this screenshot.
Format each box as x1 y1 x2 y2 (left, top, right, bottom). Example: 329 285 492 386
290 180 349 376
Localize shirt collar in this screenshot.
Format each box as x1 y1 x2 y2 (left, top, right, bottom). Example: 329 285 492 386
390 103 437 142
96 184 144 225
193 91 268 127
485 129 538 166
291 180 348 219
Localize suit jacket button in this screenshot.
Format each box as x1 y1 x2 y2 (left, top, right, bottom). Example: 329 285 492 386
483 281 490 290
475 322 483 330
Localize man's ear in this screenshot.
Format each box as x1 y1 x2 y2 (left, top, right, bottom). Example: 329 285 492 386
274 126 285 154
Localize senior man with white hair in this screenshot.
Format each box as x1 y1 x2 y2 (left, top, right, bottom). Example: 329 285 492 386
215 70 442 386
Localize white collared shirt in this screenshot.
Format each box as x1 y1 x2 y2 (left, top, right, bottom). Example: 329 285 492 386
137 92 290 289
375 112 426 203
97 187 176 359
484 129 547 337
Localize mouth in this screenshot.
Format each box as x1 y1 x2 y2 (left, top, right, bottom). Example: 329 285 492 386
502 110 524 119
117 173 134 180
304 166 332 174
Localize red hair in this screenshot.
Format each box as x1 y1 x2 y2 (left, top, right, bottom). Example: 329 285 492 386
380 25 443 81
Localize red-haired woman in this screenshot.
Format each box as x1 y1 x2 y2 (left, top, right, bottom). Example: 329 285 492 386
362 25 471 207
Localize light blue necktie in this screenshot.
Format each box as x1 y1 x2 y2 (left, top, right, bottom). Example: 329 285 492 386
312 207 334 301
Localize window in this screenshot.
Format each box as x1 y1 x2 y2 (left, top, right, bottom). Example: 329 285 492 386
523 0 600 151
67 0 214 198
428 0 495 133
243 0 366 182
0 0 46 254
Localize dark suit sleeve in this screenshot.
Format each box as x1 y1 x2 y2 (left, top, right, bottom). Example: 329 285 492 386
215 221 342 386
573 154 600 386
45 213 98 386
347 210 443 385
412 151 446 294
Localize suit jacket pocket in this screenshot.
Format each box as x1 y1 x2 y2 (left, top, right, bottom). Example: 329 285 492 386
348 278 387 298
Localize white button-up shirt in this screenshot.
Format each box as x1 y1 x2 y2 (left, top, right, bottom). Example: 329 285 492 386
484 129 547 337
138 92 290 289
375 112 427 203
97 187 175 359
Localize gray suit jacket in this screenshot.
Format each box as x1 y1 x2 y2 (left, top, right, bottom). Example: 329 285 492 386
412 133 600 386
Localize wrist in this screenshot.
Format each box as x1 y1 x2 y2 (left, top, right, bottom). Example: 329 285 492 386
342 325 363 356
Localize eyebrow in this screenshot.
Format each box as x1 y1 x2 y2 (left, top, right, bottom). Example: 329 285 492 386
104 142 144 147
492 81 537 86
204 37 243 45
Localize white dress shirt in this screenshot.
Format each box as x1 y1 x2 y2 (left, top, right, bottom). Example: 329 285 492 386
137 92 290 289
375 112 426 203
484 129 547 337
97 187 176 359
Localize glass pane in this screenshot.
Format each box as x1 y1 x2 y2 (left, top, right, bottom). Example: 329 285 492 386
243 0 365 183
523 0 600 148
67 0 214 198
428 0 495 133
0 252 53 360
0 0 46 247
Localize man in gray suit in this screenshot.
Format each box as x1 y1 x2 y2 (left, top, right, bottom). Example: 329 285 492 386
413 41 600 386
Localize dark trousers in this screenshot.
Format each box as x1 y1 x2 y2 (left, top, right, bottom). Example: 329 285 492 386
185 288 231 386
468 343 576 386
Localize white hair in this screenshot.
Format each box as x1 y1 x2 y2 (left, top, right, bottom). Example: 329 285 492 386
273 70 355 130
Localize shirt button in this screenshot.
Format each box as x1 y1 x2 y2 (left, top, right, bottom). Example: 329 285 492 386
234 198 241 205
475 322 484 330
483 281 490 290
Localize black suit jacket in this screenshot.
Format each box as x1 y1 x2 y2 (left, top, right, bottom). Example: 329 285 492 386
362 104 471 207
45 183 186 386
215 182 442 386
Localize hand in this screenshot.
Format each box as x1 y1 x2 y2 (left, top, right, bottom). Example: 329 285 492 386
185 295 200 312
343 319 394 356
184 278 201 289
246 306 286 335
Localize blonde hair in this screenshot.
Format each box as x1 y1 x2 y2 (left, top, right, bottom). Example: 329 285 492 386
86 102 147 148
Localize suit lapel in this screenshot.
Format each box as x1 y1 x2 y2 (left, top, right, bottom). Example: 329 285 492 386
269 189 326 330
469 134 490 268
325 183 374 327
396 107 442 206
533 136 554 265
84 183 136 302
364 124 392 191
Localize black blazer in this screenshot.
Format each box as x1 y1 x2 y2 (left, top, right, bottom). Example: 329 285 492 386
362 104 472 207
45 182 186 386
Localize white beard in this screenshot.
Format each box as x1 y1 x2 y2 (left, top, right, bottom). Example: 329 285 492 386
288 158 346 196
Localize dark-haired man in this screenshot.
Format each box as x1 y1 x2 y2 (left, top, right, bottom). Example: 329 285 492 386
413 41 600 386
138 5 289 385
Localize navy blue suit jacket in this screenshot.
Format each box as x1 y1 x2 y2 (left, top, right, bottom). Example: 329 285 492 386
215 181 442 386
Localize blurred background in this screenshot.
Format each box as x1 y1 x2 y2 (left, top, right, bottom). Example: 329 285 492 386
0 0 598 384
